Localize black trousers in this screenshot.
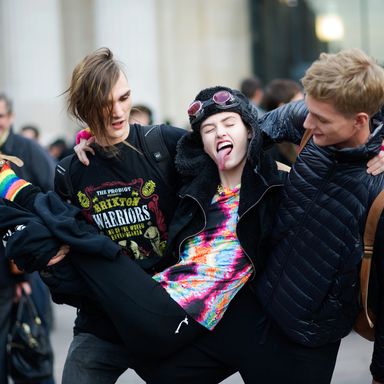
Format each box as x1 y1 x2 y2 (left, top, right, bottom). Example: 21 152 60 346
135 286 341 384
70 252 340 383
70 252 206 360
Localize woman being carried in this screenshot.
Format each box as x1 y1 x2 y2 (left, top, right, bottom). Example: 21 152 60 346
0 86 283 363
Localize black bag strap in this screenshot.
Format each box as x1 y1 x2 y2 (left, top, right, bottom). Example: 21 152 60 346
55 154 75 201
361 190 384 329
139 125 173 187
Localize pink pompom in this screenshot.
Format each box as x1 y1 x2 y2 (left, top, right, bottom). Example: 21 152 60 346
75 128 93 145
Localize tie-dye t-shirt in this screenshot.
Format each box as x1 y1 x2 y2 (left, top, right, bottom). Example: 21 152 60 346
153 184 253 330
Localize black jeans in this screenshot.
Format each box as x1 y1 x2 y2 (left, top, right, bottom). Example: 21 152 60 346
70 252 206 360
136 286 340 384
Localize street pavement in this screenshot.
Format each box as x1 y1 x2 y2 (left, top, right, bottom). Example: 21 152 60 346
51 304 373 383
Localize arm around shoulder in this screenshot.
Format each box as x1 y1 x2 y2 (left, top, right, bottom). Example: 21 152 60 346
259 99 308 147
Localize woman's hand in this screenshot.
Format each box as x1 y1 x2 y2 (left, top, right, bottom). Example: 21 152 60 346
74 137 95 166
47 244 70 266
367 145 384 175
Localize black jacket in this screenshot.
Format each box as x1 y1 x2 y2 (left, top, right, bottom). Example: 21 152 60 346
257 103 384 380
0 190 121 306
158 126 284 276
0 128 56 288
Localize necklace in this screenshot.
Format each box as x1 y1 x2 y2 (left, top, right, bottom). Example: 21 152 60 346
217 183 241 195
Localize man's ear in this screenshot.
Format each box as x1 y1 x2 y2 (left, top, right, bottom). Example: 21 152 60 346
354 112 369 129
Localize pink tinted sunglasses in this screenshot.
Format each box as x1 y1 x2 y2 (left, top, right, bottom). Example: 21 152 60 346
187 90 239 124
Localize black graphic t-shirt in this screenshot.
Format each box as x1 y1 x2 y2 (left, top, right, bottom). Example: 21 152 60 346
68 126 179 271
56 124 183 342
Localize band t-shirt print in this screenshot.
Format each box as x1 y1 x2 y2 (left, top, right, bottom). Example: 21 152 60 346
79 177 166 261
68 127 177 271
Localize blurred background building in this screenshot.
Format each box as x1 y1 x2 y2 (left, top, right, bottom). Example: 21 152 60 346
0 0 382 144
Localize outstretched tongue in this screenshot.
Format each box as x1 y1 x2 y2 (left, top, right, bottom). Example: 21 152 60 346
217 147 232 170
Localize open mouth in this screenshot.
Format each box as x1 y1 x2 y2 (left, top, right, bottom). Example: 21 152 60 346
112 120 125 129
217 141 233 152
217 141 233 170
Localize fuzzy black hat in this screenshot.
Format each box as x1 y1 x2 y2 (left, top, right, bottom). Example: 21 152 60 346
189 86 259 134
175 86 263 177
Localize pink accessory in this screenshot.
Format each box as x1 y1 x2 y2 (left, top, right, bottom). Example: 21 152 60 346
75 128 93 145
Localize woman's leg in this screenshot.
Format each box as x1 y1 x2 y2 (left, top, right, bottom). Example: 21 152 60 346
0 164 205 358
135 286 265 384
70 252 206 359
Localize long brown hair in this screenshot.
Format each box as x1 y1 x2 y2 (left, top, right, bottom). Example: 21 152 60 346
66 47 122 147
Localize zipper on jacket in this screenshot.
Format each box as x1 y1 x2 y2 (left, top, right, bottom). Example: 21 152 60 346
237 183 283 279
177 194 207 263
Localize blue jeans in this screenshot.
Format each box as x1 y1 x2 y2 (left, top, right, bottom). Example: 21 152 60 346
62 333 133 384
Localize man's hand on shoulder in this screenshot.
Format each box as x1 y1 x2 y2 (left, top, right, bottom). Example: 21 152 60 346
74 129 95 166
367 142 384 175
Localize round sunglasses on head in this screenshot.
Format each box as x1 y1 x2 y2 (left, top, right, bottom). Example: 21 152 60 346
187 90 240 124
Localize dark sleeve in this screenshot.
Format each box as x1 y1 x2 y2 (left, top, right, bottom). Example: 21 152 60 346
259 100 308 148
0 245 29 286
370 217 384 382
13 184 42 212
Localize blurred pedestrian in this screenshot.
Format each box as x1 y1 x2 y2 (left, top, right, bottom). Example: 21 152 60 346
129 104 153 125
0 93 56 384
261 78 304 165
48 138 72 162
20 124 40 142
240 76 265 117
261 78 303 112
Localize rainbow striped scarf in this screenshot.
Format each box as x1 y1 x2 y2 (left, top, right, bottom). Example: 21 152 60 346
0 163 30 201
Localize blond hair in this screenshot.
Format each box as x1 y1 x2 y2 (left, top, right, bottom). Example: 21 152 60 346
302 48 384 116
